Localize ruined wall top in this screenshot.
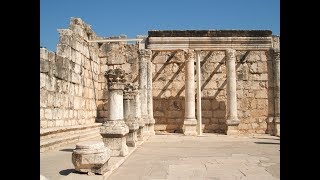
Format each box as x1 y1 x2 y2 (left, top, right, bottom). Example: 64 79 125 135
148 30 272 37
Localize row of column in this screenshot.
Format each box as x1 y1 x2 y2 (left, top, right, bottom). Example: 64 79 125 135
183 48 279 136
100 50 155 157
100 48 280 155
182 49 239 135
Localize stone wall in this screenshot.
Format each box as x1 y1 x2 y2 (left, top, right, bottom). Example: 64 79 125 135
40 18 101 128
40 17 278 135
152 50 274 134
96 40 140 123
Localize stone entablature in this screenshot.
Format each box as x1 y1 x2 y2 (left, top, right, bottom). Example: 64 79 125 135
147 30 273 51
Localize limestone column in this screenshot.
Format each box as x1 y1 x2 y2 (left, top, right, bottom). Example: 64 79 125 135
225 49 240 135
100 68 129 157
273 49 280 137
196 51 202 136
147 54 155 135
133 84 145 141
183 49 197 136
138 49 151 136
123 83 139 147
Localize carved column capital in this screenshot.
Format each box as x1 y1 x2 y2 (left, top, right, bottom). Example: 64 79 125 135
183 49 195 62
225 49 236 61
272 48 280 62
123 83 136 100
104 68 126 90
138 49 152 61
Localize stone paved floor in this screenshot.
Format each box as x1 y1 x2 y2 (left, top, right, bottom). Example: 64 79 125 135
40 133 280 180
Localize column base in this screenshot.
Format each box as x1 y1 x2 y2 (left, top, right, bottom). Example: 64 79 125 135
102 137 128 157
100 120 129 157
226 119 240 135
126 130 138 147
267 117 274 135
183 119 197 136
146 118 155 135
274 117 280 137
137 126 145 141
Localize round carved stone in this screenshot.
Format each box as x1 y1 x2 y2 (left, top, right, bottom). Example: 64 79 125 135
72 141 111 174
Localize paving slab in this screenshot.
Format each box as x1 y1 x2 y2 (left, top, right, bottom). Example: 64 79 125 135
40 133 280 180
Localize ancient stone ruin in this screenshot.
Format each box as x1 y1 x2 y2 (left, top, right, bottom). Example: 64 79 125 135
40 17 280 174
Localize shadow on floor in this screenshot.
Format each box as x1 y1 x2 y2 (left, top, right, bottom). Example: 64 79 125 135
253 137 280 141
254 142 280 145
60 148 74 152
59 169 76 176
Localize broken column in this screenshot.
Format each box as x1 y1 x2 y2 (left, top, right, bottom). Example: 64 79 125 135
100 68 129 157
123 83 139 147
183 49 198 136
273 48 280 137
138 49 151 136
147 53 155 135
72 141 111 175
225 49 240 135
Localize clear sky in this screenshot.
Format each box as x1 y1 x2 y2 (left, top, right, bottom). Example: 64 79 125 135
40 0 280 51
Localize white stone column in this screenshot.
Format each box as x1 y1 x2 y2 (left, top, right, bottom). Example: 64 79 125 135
225 49 240 135
138 49 151 136
134 86 145 141
123 83 139 147
183 49 197 136
196 51 202 136
147 54 155 135
273 49 280 137
100 68 129 157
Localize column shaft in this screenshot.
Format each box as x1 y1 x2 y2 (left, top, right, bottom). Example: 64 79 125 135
273 49 280 137
147 57 155 135
196 51 202 135
100 68 129 157
139 49 152 136
183 49 197 136
225 49 239 135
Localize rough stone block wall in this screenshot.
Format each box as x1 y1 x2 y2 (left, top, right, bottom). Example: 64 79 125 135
152 50 274 134
40 18 101 128
96 40 139 123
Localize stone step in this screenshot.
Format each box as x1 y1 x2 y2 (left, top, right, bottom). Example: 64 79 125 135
40 129 102 153
40 123 103 153
40 125 101 141
40 123 102 140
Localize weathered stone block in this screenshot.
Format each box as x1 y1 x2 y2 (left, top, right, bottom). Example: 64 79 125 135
167 111 182 118
44 109 52 120
202 111 212 118
72 141 111 175
213 110 225 118
40 48 48 60
40 59 50 73
255 90 268 99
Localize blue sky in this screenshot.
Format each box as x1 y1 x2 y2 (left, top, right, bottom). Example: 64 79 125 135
40 0 280 51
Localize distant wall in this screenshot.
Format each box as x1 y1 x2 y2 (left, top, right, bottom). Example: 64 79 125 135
152 50 274 134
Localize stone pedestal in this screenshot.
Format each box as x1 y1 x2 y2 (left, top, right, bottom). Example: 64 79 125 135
124 83 139 147
72 141 111 175
100 68 129 157
139 49 151 136
183 49 198 136
273 49 280 137
225 49 240 135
